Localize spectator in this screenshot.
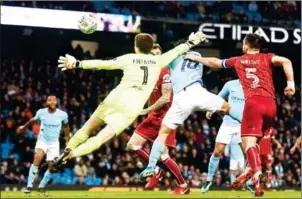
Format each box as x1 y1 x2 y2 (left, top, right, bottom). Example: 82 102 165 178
74 159 87 185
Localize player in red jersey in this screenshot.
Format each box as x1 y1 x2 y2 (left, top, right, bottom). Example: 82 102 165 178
126 44 189 195
258 128 282 189
184 33 295 196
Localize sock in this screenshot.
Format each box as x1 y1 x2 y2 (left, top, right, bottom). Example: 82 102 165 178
73 136 105 157
27 164 38 188
246 146 261 174
38 170 53 188
133 147 150 164
230 173 236 183
67 129 89 150
229 107 242 123
162 158 186 185
246 179 253 186
206 155 220 182
147 143 165 169
267 170 272 187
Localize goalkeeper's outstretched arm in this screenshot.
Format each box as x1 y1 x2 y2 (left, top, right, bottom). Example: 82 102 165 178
58 54 127 71
158 31 207 67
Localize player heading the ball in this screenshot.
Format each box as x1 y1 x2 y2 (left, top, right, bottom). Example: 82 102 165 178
53 32 207 167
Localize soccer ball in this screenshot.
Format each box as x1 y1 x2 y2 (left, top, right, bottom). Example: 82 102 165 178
78 14 98 34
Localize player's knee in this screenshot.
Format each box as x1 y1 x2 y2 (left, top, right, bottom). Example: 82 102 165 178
213 149 223 157
126 142 141 151
160 153 170 161
48 161 57 173
221 101 231 115
33 154 43 165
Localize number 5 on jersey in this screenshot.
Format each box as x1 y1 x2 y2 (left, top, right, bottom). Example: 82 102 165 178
245 68 259 88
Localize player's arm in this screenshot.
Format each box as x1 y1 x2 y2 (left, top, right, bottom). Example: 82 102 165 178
290 136 302 154
158 32 207 67
206 82 229 119
62 113 70 145
141 82 172 115
183 55 223 68
17 110 40 133
58 54 127 71
63 123 70 145
271 55 295 96
184 55 239 69
218 82 230 99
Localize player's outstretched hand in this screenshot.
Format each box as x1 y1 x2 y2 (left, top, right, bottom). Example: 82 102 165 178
58 54 78 71
187 31 207 47
183 54 199 62
290 146 296 154
284 82 295 96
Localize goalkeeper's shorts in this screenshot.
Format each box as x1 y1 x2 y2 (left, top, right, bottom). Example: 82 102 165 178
92 87 145 135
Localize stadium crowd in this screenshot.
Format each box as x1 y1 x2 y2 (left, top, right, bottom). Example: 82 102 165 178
2 1 301 28
1 43 301 189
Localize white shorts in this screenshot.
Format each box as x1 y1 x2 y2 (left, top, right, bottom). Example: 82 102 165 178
163 83 224 129
35 140 59 161
216 125 242 144
230 158 245 171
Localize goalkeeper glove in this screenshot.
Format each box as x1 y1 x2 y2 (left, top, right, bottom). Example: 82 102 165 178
58 54 81 71
186 31 207 48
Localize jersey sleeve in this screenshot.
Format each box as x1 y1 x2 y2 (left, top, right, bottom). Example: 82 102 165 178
80 54 129 70
33 109 42 121
266 53 276 66
158 43 190 68
161 68 172 85
218 82 230 98
221 56 239 69
62 112 69 125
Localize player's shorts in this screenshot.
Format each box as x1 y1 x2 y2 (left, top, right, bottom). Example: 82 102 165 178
162 82 224 129
92 87 146 135
35 140 59 161
241 96 277 137
260 154 273 166
135 114 176 148
230 158 245 171
216 125 242 144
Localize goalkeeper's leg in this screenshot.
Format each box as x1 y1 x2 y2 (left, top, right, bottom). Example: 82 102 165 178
72 125 115 157
66 115 104 150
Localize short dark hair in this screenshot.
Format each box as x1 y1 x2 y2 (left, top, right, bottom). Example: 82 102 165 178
244 33 263 49
135 33 154 54
152 43 162 52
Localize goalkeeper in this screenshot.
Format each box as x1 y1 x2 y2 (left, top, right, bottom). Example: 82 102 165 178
54 31 207 165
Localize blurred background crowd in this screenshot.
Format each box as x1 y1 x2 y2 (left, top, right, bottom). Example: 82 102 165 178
1 0 301 190
2 1 301 28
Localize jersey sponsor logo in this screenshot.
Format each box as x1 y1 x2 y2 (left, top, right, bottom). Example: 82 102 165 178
231 96 245 102
163 74 171 83
44 123 60 127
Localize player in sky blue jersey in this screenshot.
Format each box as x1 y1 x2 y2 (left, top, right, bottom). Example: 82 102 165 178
225 137 245 183
17 96 70 194
139 50 242 180
201 79 246 193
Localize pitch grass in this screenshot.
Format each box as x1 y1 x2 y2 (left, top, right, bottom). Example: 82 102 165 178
1 190 300 199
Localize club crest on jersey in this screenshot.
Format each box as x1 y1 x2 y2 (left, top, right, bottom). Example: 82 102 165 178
163 74 171 83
